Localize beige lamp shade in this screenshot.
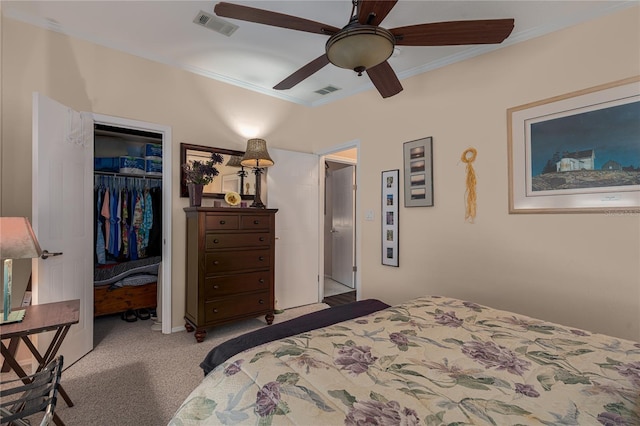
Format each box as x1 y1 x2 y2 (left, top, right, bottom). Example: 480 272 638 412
226 155 244 168
241 139 274 168
0 217 43 260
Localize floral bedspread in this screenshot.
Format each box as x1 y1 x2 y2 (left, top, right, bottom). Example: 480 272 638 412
170 296 640 425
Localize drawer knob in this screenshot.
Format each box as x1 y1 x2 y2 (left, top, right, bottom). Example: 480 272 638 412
259 299 264 304
213 260 219 265
254 220 260 225
220 220 226 225
259 278 265 284
213 309 218 313
259 237 265 242
258 256 264 261
213 285 219 290
213 239 219 244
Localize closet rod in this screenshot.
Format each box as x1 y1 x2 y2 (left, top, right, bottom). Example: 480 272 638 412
95 171 162 180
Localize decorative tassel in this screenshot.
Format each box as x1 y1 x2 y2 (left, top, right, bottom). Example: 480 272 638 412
461 148 477 223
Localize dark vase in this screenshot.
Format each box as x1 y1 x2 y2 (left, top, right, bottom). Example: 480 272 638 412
188 184 204 207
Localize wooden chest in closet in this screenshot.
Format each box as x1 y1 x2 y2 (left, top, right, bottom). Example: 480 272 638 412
184 207 277 342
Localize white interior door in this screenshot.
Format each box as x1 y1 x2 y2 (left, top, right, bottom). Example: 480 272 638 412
32 92 93 367
267 148 319 309
331 165 355 288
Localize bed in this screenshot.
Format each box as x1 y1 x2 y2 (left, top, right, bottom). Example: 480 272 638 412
170 295 640 425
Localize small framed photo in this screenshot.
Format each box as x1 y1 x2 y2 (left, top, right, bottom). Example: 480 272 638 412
403 137 434 207
381 169 399 267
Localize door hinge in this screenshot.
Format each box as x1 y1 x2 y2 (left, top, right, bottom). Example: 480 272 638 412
353 184 357 191
352 266 357 272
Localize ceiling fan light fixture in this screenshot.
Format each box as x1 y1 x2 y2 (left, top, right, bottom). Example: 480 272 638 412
326 25 395 73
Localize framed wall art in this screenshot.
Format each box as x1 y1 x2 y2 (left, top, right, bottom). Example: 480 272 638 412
403 137 434 207
381 169 399 267
508 76 640 213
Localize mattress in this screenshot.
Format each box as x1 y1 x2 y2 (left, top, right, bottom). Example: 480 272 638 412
93 256 161 287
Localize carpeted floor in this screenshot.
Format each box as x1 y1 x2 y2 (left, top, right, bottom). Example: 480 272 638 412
2 303 329 426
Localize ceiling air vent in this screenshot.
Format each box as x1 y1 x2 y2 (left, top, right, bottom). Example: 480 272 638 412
314 85 341 95
193 11 238 37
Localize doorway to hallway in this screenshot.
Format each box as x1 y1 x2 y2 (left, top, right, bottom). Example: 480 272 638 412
322 148 357 307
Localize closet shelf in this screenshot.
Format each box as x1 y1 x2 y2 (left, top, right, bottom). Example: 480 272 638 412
95 170 162 180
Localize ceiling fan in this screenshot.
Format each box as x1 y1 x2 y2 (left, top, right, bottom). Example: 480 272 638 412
214 0 514 98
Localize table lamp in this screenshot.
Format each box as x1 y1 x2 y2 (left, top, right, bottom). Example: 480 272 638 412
0 217 43 323
226 155 248 195
240 139 274 208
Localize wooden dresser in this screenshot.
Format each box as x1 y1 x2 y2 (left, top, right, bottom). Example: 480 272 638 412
184 207 277 342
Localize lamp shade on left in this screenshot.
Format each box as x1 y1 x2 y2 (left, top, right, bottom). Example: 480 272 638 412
0 217 43 260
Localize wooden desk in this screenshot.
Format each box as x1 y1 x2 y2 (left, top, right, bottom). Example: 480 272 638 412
1 299 80 425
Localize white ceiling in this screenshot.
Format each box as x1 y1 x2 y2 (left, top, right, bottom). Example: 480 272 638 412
3 1 634 107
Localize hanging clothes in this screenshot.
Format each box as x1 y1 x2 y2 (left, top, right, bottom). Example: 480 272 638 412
146 187 163 256
101 187 111 253
95 187 107 264
94 175 161 263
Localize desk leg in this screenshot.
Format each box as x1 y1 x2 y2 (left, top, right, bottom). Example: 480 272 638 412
0 341 30 381
1 337 20 372
20 327 75 408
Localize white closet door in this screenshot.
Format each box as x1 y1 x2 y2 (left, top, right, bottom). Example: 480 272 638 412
32 92 93 366
267 148 319 309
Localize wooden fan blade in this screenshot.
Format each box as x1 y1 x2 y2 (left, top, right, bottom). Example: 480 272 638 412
274 54 331 90
214 2 339 35
391 19 514 46
357 0 398 26
366 61 403 98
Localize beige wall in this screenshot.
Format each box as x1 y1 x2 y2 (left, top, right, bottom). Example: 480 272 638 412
2 6 638 341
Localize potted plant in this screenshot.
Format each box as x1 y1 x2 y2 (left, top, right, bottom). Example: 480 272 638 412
183 152 224 206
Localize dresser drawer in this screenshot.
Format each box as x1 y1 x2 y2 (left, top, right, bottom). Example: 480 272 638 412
205 249 271 273
240 215 271 230
205 214 239 230
205 291 270 323
204 272 270 299
205 233 271 250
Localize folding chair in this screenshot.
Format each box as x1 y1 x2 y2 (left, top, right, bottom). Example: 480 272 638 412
0 356 63 426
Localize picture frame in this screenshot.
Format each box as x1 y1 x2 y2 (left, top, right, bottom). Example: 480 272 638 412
403 137 434 207
381 169 399 267
221 173 241 193
508 76 640 213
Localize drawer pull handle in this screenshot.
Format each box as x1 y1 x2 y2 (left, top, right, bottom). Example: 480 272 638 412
220 220 226 225
213 285 219 290
259 299 264 304
213 261 219 265
213 239 219 244
259 237 265 242
213 309 218 313
259 278 265 284
253 220 260 225
258 256 264 261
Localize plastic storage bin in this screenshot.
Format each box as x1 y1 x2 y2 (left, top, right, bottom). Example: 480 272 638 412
94 157 120 173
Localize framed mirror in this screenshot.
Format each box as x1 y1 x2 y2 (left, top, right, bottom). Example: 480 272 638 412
180 143 254 200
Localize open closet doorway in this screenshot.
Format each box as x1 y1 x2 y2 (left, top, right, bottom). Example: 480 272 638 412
322 147 358 307
93 114 172 336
